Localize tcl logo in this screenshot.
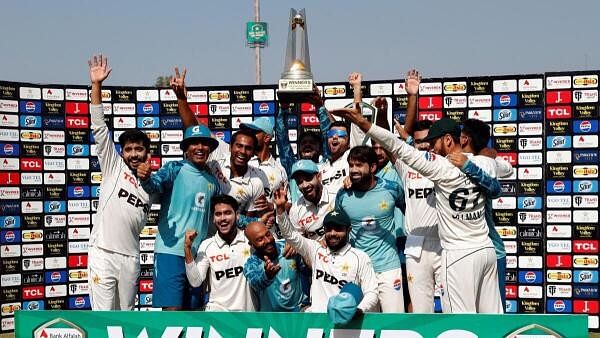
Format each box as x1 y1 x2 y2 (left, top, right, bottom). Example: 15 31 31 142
66 116 89 129
545 90 572 104
418 96 443 109
20 158 42 171
418 111 442 121
546 106 572 119
139 280 153 292
497 152 517 165
22 286 44 299
300 114 319 126
65 102 89 115
505 285 517 299
573 240 598 253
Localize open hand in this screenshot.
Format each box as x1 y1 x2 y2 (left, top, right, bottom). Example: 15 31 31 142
88 54 112 84
405 69 421 96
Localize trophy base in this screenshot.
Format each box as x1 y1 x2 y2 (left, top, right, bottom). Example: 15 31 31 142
278 78 313 93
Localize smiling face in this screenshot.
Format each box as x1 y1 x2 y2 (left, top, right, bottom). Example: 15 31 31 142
294 171 322 203
245 222 277 257
299 134 321 160
371 141 389 169
324 224 349 251
348 158 376 189
121 141 149 171
413 129 431 151
327 126 349 158
185 139 212 166
230 133 256 167
213 202 237 237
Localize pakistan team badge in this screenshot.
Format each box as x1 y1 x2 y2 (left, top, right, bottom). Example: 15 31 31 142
34 318 86 338
504 323 563 338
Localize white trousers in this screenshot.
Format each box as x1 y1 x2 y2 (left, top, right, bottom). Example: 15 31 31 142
405 236 442 313
88 246 140 310
441 246 503 313
375 267 405 313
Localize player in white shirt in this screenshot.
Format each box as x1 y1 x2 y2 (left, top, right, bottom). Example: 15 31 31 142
273 186 379 314
331 106 503 313
170 68 270 217
288 160 335 240
87 55 152 310
184 195 258 311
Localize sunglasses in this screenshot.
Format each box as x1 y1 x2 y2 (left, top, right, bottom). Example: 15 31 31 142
327 129 348 138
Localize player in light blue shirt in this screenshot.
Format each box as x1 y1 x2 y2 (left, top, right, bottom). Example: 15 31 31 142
137 124 220 310
335 146 406 312
244 222 306 311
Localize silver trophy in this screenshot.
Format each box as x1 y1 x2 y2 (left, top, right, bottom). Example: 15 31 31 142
278 9 314 95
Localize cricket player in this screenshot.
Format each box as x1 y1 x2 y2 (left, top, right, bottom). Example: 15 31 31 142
87 55 153 310
184 195 258 311
137 124 220 310
273 186 379 314
244 221 306 311
332 105 503 313
335 146 406 312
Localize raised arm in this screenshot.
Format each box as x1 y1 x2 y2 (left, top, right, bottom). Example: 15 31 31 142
273 185 318 264
88 55 119 175
329 106 449 182
170 67 199 129
403 69 421 136
275 102 295 175
138 160 180 194
184 230 210 287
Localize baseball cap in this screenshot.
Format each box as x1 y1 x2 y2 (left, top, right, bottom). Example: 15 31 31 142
422 117 461 142
322 209 350 229
240 117 274 136
290 160 319 179
327 282 363 325
180 125 219 152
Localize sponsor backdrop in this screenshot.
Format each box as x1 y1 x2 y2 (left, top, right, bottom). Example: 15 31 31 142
0 72 599 333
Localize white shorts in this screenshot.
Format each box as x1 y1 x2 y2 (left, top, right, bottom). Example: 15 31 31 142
405 236 442 313
88 246 140 310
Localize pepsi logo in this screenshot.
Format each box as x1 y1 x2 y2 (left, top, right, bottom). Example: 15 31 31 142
393 278 402 291
259 103 269 113
25 101 36 113
579 120 592 132
3 144 13 155
553 300 566 312
50 272 61 282
4 231 15 242
500 95 511 106
553 181 565 192
74 297 85 308
142 103 153 114
73 186 84 197
524 271 536 282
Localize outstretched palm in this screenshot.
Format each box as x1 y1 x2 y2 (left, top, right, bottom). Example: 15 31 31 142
405 69 421 96
88 55 112 84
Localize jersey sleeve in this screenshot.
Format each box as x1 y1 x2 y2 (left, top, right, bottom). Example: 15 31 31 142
495 156 514 179
317 106 332 161
356 254 379 312
243 255 274 291
367 125 450 183
276 211 319 266
245 171 269 212
460 159 502 199
90 104 121 176
140 161 181 194
185 241 211 288
275 107 296 176
208 136 230 161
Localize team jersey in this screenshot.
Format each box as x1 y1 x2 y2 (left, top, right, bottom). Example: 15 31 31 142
275 106 331 203
277 212 378 313
89 104 151 257
375 161 406 238
248 155 287 202
394 155 439 238
244 240 306 311
141 160 219 256
367 125 501 251
319 150 349 200
335 177 403 273
208 139 268 213
288 185 336 240
185 229 258 311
